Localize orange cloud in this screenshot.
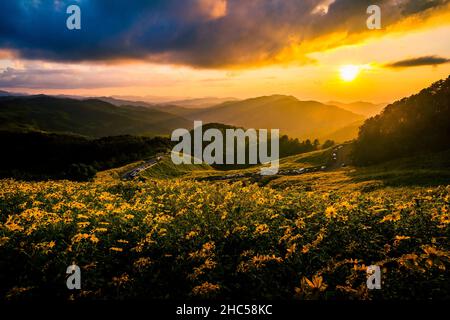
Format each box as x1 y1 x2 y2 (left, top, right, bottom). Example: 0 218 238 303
197 0 227 19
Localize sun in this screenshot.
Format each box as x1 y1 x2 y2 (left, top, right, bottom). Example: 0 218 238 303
339 65 360 82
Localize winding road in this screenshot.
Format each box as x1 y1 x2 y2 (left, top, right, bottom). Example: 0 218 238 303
121 156 161 180
120 144 349 182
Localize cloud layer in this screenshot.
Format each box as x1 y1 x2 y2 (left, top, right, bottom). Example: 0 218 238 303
0 0 448 68
386 55 450 68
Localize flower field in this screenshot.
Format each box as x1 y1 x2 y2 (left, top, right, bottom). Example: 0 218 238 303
0 179 449 300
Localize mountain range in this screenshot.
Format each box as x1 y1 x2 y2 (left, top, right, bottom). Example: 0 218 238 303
182 95 364 139
0 91 381 141
0 95 191 137
327 101 386 117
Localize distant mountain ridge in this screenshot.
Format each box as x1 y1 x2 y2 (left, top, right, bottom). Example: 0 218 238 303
327 101 386 117
0 90 27 97
0 95 191 137
111 95 237 109
321 120 365 143
184 95 364 139
0 93 366 141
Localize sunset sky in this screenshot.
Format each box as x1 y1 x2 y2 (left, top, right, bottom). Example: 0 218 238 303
0 0 449 103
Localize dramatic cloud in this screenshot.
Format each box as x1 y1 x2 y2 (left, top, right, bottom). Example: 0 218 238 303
386 55 450 68
0 0 448 68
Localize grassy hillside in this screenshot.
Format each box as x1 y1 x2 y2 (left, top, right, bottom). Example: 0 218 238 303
185 95 364 139
140 153 214 179
0 95 191 137
150 141 450 193
268 148 450 192
95 161 147 182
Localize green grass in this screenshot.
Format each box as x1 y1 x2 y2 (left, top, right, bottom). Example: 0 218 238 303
140 154 214 179
95 161 146 182
268 148 450 192
349 149 450 187
279 147 334 168
96 145 450 193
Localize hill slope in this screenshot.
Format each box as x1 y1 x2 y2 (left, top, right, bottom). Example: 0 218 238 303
186 95 364 139
321 120 364 142
353 76 450 165
0 95 191 137
327 101 386 117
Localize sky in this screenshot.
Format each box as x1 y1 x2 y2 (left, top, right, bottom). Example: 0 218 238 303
0 0 449 103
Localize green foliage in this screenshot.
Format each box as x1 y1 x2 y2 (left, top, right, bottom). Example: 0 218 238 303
67 164 98 182
353 76 450 165
0 131 172 181
0 95 190 137
322 140 335 149
141 155 213 179
183 123 322 171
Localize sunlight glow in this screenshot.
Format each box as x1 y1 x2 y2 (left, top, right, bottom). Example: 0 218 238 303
339 65 360 82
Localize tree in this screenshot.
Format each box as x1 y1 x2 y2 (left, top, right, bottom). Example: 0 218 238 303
322 140 335 149
353 76 450 165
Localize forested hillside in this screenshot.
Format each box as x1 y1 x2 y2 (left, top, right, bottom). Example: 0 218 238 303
0 131 171 180
0 95 191 137
353 76 450 165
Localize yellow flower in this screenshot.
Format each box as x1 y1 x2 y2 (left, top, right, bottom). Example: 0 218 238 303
254 223 269 235
303 275 327 290
191 282 220 297
112 273 130 286
133 257 152 270
4 216 23 232
285 243 297 259
295 275 328 299
185 231 198 240
251 254 283 269
381 212 401 222
90 235 100 244
325 206 337 219
394 235 410 245
202 241 215 251
0 236 10 247
340 201 355 210
72 233 90 243
77 221 90 228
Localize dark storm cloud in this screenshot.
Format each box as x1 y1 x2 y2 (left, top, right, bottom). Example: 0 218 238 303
386 56 450 68
0 0 448 68
400 0 448 14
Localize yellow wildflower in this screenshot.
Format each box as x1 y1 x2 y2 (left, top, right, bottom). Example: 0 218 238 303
254 223 269 235
191 282 220 297
325 206 337 219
